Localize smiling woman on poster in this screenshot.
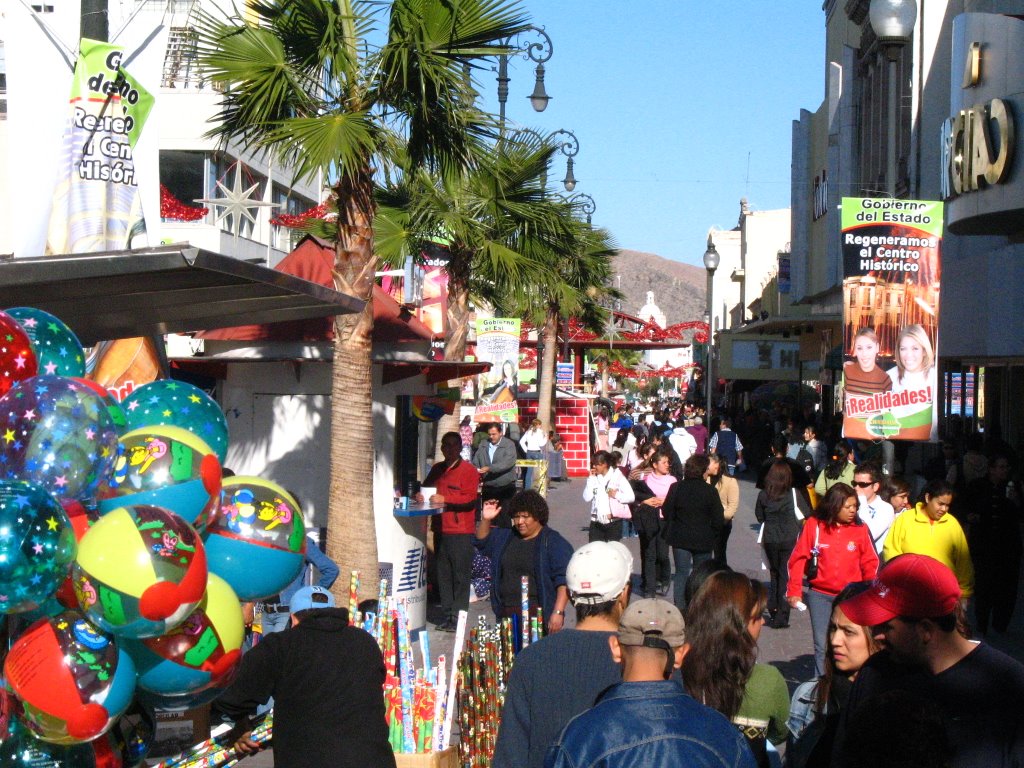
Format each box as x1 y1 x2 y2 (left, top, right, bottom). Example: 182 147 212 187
885 324 937 439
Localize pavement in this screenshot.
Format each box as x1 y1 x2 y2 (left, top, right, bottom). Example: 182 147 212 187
210 470 1024 766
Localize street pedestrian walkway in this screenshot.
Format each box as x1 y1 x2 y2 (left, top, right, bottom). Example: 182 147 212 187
222 470 1024 766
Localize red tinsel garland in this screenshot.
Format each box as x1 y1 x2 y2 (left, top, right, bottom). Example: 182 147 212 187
160 185 208 222
271 201 332 228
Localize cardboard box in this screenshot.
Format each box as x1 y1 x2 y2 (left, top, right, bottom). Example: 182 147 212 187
147 705 212 762
393 747 459 768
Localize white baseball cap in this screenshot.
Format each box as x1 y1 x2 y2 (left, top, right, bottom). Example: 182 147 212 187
567 541 634 605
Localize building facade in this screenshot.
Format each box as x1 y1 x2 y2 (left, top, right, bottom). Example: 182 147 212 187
790 0 1024 453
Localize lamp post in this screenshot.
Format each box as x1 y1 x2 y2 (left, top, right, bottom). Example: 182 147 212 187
561 193 597 361
496 26 553 135
508 127 581 194
869 0 917 196
703 235 720 418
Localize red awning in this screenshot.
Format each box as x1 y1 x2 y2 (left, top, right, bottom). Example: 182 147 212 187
378 360 490 385
199 236 437 344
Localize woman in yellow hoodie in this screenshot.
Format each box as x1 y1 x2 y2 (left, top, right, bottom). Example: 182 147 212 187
882 479 974 597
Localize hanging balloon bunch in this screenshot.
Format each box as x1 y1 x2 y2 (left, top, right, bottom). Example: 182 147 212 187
0 307 309 767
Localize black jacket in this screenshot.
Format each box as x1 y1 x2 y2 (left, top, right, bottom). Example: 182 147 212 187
661 478 724 552
755 489 809 546
214 608 395 768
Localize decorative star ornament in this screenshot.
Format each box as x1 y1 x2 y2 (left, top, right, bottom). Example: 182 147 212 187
604 310 619 350
196 162 279 240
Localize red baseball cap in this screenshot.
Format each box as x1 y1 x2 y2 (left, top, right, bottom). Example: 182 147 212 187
841 554 961 626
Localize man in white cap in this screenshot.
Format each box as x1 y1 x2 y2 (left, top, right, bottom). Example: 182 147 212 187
545 599 755 768
493 541 633 768
215 586 395 768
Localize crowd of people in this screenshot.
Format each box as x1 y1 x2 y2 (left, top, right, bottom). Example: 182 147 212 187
208 398 1024 768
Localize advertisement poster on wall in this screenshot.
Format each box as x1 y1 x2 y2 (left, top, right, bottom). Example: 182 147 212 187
840 198 943 441
475 318 521 423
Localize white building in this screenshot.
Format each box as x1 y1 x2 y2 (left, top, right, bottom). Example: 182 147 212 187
0 0 322 263
636 291 693 371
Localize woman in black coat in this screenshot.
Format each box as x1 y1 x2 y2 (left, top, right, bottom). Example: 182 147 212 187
755 459 811 628
662 454 724 610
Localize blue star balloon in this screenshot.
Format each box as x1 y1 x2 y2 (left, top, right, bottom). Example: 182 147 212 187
0 376 119 504
0 479 76 613
5 308 86 378
122 380 229 463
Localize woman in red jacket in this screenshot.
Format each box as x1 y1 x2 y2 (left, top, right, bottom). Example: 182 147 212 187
787 483 878 677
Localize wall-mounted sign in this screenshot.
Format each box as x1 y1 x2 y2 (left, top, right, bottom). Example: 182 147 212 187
942 13 1024 235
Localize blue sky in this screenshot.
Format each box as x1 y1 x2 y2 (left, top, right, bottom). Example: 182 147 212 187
475 1 826 267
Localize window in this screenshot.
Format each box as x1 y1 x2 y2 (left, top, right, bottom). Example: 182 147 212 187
159 150 206 221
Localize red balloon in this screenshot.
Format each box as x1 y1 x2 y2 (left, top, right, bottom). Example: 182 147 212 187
0 310 38 396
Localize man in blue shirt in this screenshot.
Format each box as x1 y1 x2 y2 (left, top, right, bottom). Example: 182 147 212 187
545 599 755 768
260 535 340 635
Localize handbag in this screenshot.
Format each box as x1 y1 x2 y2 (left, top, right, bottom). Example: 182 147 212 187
805 522 820 581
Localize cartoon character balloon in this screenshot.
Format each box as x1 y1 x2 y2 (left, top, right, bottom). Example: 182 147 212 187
0 479 77 614
0 375 119 505
122 380 230 463
72 505 207 638
6 307 86 378
4 611 136 744
204 477 306 600
0 310 38 397
124 573 244 697
96 425 222 533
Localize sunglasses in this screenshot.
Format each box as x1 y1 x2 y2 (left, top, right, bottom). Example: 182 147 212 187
852 481 876 488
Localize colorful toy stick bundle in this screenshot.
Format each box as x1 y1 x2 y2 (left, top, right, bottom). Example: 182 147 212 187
152 713 272 768
376 596 450 754
455 610 541 767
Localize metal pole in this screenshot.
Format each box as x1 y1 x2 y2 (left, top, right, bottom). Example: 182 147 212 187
705 268 715 418
80 0 108 41
886 55 898 196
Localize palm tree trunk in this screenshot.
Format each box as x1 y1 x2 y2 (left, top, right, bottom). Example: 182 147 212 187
326 167 378 602
537 302 559 433
432 248 473 462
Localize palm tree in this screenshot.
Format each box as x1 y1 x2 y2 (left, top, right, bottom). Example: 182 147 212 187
500 208 619 431
195 0 530 600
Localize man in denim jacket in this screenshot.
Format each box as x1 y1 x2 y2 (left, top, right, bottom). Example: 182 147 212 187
545 599 756 768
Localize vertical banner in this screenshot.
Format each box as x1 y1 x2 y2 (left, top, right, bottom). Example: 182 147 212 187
474 318 521 423
841 198 943 441
46 39 155 255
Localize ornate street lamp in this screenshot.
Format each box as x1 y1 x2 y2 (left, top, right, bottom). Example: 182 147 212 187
869 0 917 196
508 127 581 194
703 235 721 418
569 192 596 225
496 26 553 134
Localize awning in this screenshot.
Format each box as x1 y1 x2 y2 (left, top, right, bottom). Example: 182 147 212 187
0 245 364 345
378 360 491 385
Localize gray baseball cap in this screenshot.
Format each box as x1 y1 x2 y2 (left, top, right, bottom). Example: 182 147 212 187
617 598 686 647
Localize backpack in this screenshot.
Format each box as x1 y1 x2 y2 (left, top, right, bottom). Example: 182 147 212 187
795 446 815 477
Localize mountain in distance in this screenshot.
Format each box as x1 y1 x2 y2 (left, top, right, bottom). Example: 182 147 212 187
611 249 707 327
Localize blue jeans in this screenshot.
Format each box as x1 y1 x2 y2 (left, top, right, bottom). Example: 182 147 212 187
807 588 833 677
672 549 713 611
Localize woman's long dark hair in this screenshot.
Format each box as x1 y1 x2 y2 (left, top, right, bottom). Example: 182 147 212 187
824 441 852 481
819 483 861 528
682 571 763 719
815 581 880 714
763 459 794 501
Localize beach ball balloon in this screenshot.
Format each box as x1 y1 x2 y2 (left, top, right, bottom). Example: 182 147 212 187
122 380 229 463
0 479 76 614
96 425 222 533
6 308 86 378
124 573 244 698
204 477 306 600
4 611 136 744
0 375 119 504
110 700 156 768
0 715 126 768
73 377 129 435
0 311 38 397
72 505 207 638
